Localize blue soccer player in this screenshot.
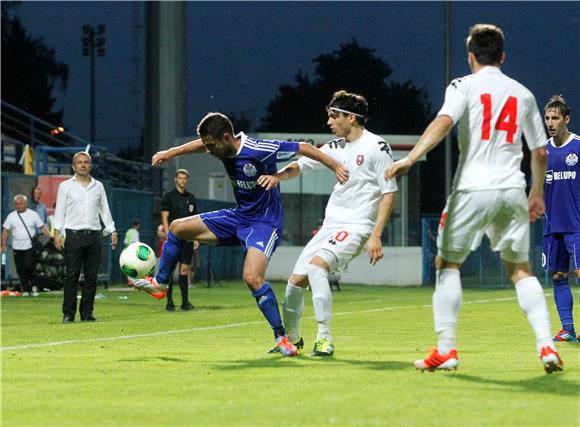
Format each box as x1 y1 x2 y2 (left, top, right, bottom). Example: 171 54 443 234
131 112 348 356
542 95 580 342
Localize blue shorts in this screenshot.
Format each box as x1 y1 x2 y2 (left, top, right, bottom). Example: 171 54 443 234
542 232 580 272
200 208 281 259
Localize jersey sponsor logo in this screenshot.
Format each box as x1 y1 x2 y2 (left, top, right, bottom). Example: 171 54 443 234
546 169 576 184
230 178 258 190
356 155 364 165
566 153 578 166
243 163 257 177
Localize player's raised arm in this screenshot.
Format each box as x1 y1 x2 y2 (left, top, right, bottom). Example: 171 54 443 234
298 142 349 184
386 115 454 179
152 138 206 167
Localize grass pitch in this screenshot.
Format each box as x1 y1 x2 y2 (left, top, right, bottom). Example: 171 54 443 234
2 282 579 427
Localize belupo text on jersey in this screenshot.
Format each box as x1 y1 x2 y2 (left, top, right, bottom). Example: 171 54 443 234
546 170 576 184
230 177 258 190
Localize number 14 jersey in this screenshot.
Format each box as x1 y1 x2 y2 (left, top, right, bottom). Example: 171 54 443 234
438 66 546 192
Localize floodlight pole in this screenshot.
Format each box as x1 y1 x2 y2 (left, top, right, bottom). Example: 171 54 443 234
82 24 106 145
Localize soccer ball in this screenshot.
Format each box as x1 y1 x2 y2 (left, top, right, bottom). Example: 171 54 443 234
119 242 157 279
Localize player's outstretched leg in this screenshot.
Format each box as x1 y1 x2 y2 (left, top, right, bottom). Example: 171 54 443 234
130 231 185 299
415 268 462 371
252 283 297 357
515 276 564 373
268 281 306 354
307 264 334 356
552 275 577 342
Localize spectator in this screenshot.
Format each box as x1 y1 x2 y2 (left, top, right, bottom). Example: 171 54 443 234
53 151 118 323
124 218 141 248
1 194 51 296
29 186 49 229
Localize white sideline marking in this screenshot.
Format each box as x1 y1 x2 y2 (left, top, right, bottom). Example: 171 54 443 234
0 294 528 351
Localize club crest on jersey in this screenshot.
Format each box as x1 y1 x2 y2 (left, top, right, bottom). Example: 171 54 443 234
356 155 364 166
189 204 195 213
566 153 578 167
243 163 257 177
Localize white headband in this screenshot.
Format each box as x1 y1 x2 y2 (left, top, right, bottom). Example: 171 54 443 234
327 107 365 118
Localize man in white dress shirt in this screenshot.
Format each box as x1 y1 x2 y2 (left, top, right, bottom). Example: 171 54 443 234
53 152 118 323
386 23 562 373
2 195 51 295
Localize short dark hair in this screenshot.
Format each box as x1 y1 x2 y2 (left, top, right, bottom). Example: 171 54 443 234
327 90 368 125
544 94 570 117
196 112 235 140
466 24 504 65
131 218 141 227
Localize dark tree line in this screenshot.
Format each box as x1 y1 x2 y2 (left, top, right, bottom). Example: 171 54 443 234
260 40 432 134
1 1 68 125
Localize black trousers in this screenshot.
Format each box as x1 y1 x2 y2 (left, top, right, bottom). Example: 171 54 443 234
62 231 102 319
13 248 35 292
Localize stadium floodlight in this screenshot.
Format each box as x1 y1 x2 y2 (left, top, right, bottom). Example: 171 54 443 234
80 24 107 144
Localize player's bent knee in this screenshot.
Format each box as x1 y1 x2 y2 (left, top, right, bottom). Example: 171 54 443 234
242 270 264 289
435 255 462 270
289 274 308 288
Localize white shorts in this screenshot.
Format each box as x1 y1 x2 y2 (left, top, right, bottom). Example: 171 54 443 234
437 188 529 264
292 226 368 276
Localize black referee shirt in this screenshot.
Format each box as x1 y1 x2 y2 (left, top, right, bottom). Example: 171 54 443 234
161 189 199 223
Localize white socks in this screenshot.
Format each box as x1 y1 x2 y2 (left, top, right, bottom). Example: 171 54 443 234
433 269 463 355
515 276 553 352
307 264 333 341
282 282 305 343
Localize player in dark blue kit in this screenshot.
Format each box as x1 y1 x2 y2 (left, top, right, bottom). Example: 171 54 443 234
132 112 348 356
542 95 580 342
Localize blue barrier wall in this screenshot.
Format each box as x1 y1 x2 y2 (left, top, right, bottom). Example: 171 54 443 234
421 216 550 288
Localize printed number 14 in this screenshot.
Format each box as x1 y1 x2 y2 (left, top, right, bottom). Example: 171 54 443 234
480 94 518 143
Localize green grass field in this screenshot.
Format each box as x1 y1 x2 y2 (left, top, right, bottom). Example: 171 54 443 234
2 282 579 427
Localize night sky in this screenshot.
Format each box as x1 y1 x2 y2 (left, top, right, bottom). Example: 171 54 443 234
15 1 580 153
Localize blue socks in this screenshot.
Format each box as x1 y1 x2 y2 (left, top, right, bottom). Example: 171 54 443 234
252 283 285 338
553 276 575 335
156 232 185 285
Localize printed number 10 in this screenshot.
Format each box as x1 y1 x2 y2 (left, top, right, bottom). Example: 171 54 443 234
480 94 518 143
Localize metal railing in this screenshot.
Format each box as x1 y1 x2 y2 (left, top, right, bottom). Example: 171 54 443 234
1 100 162 192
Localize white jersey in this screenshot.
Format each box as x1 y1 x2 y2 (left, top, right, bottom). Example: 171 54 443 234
297 129 398 234
438 66 547 191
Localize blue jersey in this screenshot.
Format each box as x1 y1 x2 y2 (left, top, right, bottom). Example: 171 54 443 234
544 133 580 235
221 132 299 226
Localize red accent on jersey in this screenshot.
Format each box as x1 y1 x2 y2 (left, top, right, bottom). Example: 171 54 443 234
334 231 349 242
439 212 448 230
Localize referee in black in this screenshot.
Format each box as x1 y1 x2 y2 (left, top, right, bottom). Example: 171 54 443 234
161 168 198 311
